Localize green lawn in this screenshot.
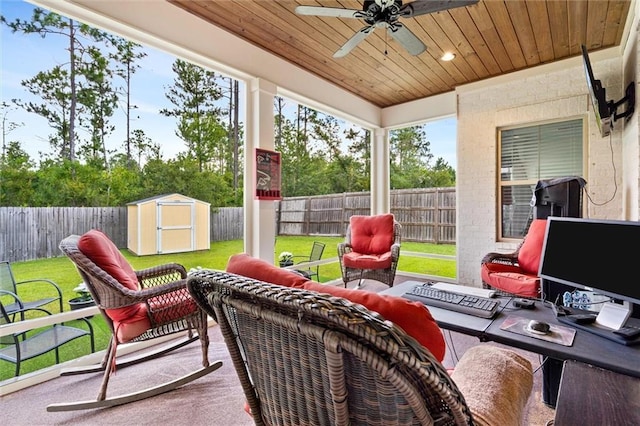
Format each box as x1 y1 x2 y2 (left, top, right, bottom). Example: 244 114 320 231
1 236 455 381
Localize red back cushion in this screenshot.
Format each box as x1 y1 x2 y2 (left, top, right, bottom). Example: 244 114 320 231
78 229 149 342
224 253 445 362
303 282 445 362
78 229 139 291
517 219 548 275
350 214 395 255
226 253 311 288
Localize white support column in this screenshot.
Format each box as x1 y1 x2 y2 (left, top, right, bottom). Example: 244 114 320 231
370 127 390 215
244 78 277 262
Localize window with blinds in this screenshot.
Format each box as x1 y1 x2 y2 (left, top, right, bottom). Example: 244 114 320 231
499 119 584 239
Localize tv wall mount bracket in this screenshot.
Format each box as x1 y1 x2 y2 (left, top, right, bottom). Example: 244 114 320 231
610 81 635 122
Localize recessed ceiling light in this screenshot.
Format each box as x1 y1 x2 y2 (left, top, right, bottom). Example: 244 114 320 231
441 52 456 61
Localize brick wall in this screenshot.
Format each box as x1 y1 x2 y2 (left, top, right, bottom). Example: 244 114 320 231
456 55 624 287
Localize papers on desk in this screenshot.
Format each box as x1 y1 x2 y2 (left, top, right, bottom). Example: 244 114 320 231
501 315 576 346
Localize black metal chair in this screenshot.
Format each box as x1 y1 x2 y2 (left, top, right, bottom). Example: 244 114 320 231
0 260 64 318
0 295 94 377
293 241 325 281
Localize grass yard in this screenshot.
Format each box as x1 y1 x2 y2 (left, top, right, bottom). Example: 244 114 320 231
1 236 455 381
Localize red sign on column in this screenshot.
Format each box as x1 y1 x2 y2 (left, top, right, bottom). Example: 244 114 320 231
255 148 282 200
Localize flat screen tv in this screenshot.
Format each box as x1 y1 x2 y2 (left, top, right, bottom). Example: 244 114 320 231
581 45 612 137
539 216 640 313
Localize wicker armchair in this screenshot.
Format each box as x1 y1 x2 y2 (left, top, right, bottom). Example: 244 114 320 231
188 269 533 426
481 218 548 298
49 230 221 411
338 214 401 288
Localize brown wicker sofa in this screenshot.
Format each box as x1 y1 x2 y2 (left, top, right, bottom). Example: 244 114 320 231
188 254 533 425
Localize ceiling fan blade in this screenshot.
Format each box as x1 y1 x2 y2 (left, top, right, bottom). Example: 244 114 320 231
334 26 375 58
388 23 426 56
295 5 362 19
400 0 479 18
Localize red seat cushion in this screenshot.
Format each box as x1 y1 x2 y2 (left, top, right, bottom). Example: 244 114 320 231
349 214 395 255
78 229 151 342
226 253 445 362
481 262 540 298
343 251 392 270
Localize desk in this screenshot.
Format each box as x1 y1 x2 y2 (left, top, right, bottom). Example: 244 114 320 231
382 280 640 409
485 298 640 378
383 280 640 378
554 360 640 426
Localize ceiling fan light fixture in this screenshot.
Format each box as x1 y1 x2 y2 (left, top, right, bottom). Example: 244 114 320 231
441 52 456 61
296 1 479 57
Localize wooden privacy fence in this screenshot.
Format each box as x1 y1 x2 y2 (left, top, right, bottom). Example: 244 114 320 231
278 188 456 244
0 188 455 263
0 207 128 263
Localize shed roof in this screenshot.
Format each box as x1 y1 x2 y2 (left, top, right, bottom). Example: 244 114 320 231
126 193 209 206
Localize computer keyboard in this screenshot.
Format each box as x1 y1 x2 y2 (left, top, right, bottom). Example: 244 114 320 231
430 282 497 298
403 284 500 319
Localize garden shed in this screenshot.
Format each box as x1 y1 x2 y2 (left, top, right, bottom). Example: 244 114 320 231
127 193 210 256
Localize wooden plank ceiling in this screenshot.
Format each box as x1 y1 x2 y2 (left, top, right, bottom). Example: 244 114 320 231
168 0 631 108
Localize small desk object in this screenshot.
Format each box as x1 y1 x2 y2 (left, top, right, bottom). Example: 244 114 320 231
554 360 640 426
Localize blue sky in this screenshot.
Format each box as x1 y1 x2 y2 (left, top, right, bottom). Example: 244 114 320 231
1 1 456 167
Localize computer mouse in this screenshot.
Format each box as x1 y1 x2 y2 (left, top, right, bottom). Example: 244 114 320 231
528 320 551 334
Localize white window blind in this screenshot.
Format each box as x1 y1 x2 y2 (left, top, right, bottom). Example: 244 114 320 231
499 119 583 238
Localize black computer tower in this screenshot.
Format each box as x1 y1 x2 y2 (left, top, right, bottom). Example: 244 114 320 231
533 176 586 220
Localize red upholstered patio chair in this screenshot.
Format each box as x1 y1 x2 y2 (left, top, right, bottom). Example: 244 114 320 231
49 229 221 411
481 218 548 298
338 214 401 288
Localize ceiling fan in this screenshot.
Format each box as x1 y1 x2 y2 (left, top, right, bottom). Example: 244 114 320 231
295 0 479 58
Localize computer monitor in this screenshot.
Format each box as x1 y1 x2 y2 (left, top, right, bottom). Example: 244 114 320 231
539 216 640 316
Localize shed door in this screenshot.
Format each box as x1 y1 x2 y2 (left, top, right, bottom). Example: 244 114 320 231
156 200 195 254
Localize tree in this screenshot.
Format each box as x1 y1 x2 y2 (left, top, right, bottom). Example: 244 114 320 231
344 127 370 191
13 66 74 160
423 157 456 187
139 155 235 206
103 159 145 205
2 7 457 207
1 102 24 159
76 45 118 169
390 125 439 189
275 97 322 196
31 159 105 206
108 37 147 166
160 59 226 172
128 129 156 167
0 141 35 206
2 8 109 161
390 126 432 170
219 76 242 194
